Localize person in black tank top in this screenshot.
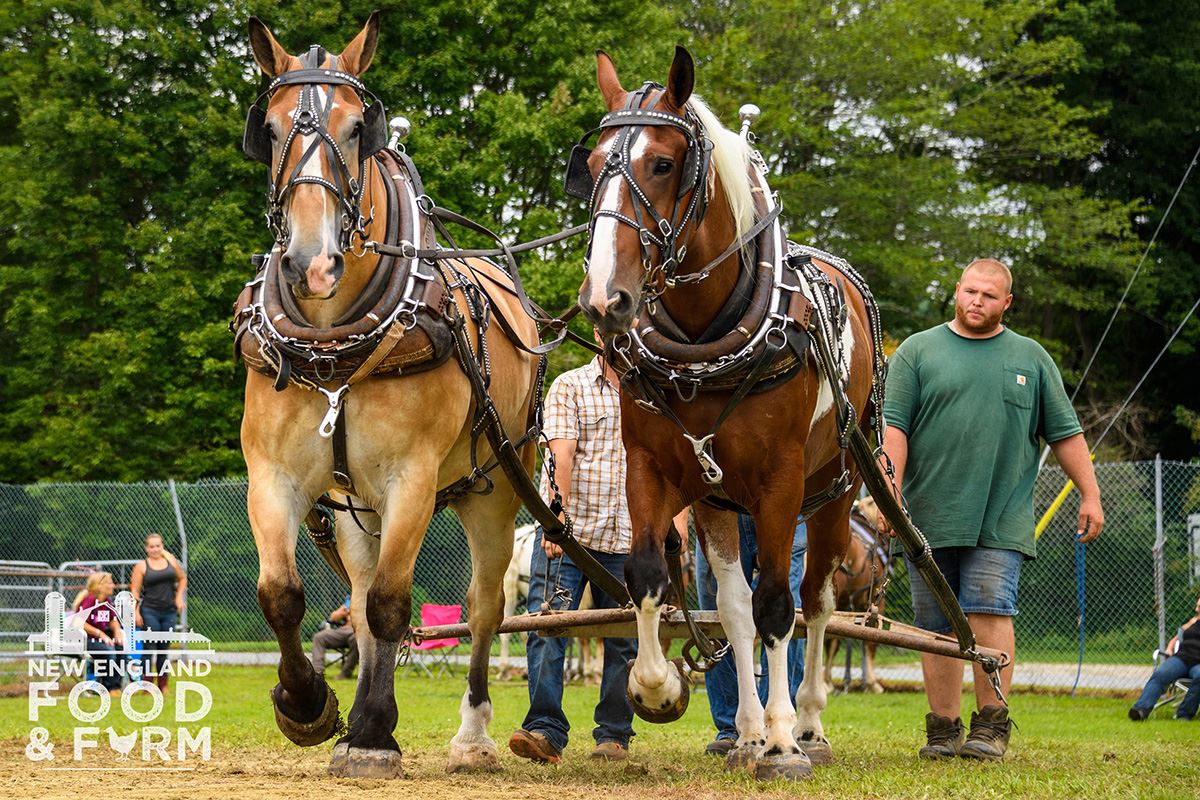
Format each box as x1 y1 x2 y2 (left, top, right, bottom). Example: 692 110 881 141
130 533 188 692
1129 595 1200 720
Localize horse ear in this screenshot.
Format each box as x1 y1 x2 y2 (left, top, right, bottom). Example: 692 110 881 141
596 49 626 111
340 11 381 76
249 17 291 78
665 45 694 111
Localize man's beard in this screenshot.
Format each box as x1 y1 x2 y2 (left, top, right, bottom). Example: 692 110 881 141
955 302 1004 334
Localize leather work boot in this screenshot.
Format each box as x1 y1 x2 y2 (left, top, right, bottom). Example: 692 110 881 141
508 728 562 764
960 704 1012 760
590 741 629 761
918 712 964 759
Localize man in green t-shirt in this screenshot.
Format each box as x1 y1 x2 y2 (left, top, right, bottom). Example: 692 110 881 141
881 258 1104 761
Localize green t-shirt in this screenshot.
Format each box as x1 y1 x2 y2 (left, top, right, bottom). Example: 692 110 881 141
882 324 1082 558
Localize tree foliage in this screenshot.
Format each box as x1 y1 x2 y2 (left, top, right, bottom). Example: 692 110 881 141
0 0 1195 483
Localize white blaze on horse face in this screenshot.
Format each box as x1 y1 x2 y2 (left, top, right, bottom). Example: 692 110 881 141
292 87 340 295
586 136 649 313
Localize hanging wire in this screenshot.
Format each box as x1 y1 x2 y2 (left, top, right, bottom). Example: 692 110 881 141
1039 140 1200 469
1088 292 1200 454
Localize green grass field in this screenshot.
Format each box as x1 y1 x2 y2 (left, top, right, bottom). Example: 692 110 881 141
2 663 1196 798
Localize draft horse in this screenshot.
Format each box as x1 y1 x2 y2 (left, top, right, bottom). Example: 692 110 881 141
572 47 880 780
235 15 539 777
824 500 890 694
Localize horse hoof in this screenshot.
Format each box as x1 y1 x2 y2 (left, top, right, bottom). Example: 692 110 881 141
725 744 762 772
447 742 501 773
755 753 814 782
328 743 405 778
798 738 833 765
272 683 341 747
627 658 689 724
869 682 885 695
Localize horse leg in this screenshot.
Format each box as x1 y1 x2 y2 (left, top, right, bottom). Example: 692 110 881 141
791 491 854 766
444 485 523 773
691 503 765 771
624 462 688 724
823 637 839 693
329 509 381 766
248 478 341 746
331 480 437 779
748 504 812 782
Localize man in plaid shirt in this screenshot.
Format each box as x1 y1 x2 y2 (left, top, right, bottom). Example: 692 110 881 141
509 342 639 764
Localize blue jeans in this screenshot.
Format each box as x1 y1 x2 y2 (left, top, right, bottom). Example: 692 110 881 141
695 515 806 741
521 528 637 753
140 605 177 675
86 638 124 691
1132 656 1200 719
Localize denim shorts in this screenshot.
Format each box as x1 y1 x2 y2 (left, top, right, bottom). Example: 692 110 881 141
906 546 1023 634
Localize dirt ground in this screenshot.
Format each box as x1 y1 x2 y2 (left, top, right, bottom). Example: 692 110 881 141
0 743 777 800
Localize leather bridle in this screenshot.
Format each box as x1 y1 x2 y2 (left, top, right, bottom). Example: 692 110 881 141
243 45 387 253
572 83 713 298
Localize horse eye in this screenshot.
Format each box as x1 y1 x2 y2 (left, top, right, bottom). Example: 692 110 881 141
349 122 363 140
653 159 674 176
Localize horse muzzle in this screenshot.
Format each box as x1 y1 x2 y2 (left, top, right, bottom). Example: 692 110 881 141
282 248 344 300
579 284 637 337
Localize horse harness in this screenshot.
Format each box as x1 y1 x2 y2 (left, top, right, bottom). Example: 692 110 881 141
578 98 889 519
234 58 633 606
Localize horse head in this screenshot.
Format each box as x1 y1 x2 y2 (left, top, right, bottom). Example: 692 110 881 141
573 47 756 340
246 14 385 303
574 47 706 336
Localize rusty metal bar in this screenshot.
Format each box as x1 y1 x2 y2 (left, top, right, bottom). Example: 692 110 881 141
412 608 1010 668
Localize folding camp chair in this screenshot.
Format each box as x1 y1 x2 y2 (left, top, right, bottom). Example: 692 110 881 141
403 603 462 678
1151 644 1194 715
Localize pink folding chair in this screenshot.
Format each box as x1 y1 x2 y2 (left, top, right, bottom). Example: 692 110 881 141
404 603 462 678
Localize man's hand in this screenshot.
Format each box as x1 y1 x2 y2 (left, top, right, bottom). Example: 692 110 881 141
1077 494 1104 543
543 539 564 560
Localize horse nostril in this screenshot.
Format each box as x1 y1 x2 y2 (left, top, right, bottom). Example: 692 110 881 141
608 290 634 319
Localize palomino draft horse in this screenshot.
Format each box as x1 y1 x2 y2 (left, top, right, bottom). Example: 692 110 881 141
572 48 880 780
235 15 539 776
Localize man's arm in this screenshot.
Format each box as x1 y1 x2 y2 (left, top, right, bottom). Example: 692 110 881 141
1048 433 1104 543
543 437 577 559
875 424 909 535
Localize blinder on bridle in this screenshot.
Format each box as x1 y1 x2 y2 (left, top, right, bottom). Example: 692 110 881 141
565 82 713 296
564 135 701 202
242 45 389 249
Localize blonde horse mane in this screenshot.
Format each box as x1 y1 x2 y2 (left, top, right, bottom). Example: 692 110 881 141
687 96 756 247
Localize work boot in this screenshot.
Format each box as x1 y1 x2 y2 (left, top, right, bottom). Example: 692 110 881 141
590 741 628 761
1128 706 1150 721
960 704 1012 760
918 712 964 759
508 728 562 764
704 737 736 757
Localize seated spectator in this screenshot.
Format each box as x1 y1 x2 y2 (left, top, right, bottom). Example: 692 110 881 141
1130 595 1200 721
77 572 126 696
311 596 358 680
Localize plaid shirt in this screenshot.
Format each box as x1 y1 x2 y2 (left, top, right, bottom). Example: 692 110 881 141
538 357 631 554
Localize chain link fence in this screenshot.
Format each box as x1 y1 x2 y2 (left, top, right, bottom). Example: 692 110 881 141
2 460 1197 693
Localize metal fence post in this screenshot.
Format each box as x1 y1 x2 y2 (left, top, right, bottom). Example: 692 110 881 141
167 478 189 631
1154 454 1165 654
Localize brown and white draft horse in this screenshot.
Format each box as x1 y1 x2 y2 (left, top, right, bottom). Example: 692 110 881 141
239 16 539 776
824 500 890 694
574 48 877 780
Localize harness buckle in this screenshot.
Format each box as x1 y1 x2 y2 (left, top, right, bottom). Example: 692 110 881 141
316 385 350 439
658 218 673 237
683 433 723 485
